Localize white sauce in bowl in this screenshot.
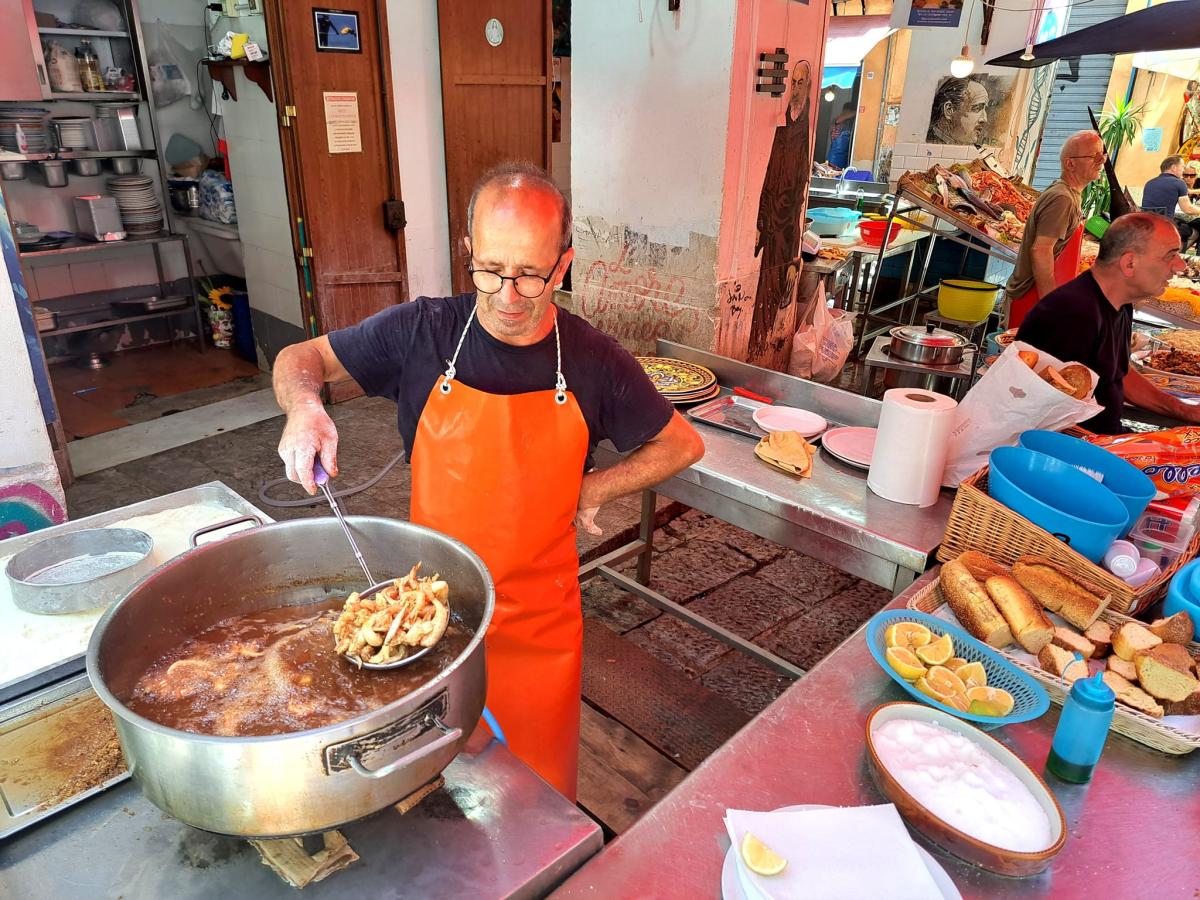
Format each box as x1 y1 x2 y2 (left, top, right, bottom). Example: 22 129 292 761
874 718 1053 853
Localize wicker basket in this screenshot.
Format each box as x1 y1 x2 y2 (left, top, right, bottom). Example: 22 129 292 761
937 466 1200 616
908 578 1200 755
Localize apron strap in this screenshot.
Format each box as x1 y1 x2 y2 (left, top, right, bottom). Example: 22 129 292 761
441 304 569 404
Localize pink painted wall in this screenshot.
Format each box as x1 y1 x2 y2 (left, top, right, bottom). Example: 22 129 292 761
715 0 830 367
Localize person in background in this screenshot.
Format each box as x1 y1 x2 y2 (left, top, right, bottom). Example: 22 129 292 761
827 102 855 169
1017 213 1197 433
1005 130 1106 327
1141 155 1200 253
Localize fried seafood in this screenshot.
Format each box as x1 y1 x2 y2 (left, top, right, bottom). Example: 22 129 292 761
333 563 451 665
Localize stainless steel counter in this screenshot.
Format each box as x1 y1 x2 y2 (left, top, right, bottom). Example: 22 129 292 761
553 569 1200 898
0 728 601 899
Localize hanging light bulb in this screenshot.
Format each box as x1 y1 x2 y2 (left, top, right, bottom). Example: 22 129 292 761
950 45 975 78
1020 42 1036 62
824 89 836 102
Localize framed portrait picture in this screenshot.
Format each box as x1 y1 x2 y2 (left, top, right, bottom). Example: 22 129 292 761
313 8 361 53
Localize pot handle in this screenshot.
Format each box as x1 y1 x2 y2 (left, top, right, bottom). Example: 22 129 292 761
347 714 462 780
190 515 263 547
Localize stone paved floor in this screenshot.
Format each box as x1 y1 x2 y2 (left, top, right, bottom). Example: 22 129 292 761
66 394 891 722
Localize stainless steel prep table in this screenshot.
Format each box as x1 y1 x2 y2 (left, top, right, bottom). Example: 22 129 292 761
0 728 602 899
553 569 1200 898
581 342 954 678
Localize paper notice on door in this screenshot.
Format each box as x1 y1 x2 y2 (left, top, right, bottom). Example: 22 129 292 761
323 91 362 154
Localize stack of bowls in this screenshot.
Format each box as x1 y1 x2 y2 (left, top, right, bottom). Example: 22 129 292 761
1163 559 1200 639
988 443 1131 563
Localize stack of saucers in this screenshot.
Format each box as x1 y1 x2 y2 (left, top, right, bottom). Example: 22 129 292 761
107 175 163 236
636 357 720 405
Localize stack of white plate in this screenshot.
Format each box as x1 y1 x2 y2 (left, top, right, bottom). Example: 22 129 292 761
0 108 50 154
107 175 163 236
51 116 94 150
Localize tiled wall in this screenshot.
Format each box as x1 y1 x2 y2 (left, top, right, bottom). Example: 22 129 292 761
888 142 985 181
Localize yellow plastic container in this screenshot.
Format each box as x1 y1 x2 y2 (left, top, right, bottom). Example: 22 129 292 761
937 278 1001 322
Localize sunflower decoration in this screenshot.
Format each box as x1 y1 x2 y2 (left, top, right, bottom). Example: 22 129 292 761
207 285 234 311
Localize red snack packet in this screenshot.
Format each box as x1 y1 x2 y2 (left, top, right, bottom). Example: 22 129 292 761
1088 427 1200 498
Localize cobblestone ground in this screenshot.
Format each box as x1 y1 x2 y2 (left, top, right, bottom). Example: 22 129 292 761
581 507 892 716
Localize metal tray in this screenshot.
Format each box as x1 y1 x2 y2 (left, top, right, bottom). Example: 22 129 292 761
686 393 769 440
113 296 190 313
0 674 129 840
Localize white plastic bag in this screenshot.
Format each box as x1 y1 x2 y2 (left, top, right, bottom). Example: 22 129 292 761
941 340 1104 486
788 284 855 383
74 0 124 31
147 19 192 108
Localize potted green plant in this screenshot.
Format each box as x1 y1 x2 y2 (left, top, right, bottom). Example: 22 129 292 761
1081 97 1146 220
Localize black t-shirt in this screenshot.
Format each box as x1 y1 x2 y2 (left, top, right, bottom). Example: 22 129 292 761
1015 270 1133 434
327 294 674 465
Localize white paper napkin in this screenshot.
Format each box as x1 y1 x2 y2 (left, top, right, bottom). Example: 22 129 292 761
724 804 943 900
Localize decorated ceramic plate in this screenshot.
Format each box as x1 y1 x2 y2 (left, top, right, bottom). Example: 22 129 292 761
637 357 717 395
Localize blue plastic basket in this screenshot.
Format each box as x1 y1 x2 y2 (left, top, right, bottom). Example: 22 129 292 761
866 610 1050 727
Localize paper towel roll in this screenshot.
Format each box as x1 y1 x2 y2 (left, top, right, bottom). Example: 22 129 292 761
867 388 958 507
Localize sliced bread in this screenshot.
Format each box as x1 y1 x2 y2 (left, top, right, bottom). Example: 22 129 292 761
1112 621 1162 662
1101 671 1165 719
1147 611 1195 645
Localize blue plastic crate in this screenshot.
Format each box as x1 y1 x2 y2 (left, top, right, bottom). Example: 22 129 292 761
866 609 1050 727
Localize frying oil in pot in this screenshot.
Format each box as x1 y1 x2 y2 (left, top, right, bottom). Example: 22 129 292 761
125 598 472 736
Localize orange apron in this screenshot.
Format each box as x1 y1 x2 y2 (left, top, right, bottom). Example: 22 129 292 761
1008 224 1085 328
409 307 588 799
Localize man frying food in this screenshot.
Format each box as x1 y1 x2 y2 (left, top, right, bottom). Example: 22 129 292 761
273 161 705 799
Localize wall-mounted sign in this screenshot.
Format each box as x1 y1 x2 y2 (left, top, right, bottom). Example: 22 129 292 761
485 18 504 47
323 91 362 154
314 8 361 53
891 0 964 30
1144 127 1163 153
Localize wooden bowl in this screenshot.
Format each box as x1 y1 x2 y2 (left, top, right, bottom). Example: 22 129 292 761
864 702 1067 877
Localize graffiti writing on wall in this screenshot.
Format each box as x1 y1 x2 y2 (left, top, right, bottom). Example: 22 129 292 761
582 245 688 306
0 482 66 540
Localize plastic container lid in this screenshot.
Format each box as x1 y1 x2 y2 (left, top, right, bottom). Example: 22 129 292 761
1070 670 1115 711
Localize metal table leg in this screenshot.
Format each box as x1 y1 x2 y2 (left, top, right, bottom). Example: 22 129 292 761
636 490 655 585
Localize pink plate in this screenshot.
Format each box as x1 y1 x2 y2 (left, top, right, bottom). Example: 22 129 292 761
751 406 828 438
820 426 877 470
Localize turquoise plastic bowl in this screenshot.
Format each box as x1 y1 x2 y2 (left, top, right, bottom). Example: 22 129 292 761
989 447 1127 563
1166 559 1200 640
1017 430 1155 536
866 610 1050 727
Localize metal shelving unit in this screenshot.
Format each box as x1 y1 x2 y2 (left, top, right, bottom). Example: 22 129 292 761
3 0 204 356
851 188 1019 354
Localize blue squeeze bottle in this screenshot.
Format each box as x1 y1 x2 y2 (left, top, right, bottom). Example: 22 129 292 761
1045 668 1115 784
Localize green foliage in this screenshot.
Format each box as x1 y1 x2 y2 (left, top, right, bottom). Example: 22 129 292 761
1081 98 1146 219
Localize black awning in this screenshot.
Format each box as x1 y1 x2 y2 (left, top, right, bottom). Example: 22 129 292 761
987 0 1200 68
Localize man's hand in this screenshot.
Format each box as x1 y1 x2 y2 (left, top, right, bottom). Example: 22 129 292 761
278 402 340 495
574 472 605 536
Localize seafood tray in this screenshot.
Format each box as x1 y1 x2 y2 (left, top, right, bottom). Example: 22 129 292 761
0 674 129 840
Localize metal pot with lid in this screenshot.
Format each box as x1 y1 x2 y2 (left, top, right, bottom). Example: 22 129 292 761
887 323 970 366
87 516 494 838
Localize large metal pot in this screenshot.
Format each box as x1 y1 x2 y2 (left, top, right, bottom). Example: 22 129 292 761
887 324 969 366
87 516 494 838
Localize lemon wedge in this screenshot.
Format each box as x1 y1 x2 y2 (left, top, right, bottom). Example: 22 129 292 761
915 633 954 666
740 832 787 876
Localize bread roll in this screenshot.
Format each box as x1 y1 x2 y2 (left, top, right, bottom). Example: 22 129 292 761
957 551 1010 582
940 560 1013 648
1148 611 1195 645
1011 557 1111 630
1142 641 1197 676
1059 363 1092 400
1164 685 1200 716
1018 350 1038 369
1106 655 1138 682
984 576 1054 653
1112 621 1162 661
1051 626 1096 659
1102 671 1165 719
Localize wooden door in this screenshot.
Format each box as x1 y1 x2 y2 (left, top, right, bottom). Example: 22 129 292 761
267 0 408 400
438 2 552 294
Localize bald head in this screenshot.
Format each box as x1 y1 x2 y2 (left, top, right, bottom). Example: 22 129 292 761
467 161 572 252
1097 212 1174 264
1059 130 1106 190
1060 130 1103 166
1092 212 1185 305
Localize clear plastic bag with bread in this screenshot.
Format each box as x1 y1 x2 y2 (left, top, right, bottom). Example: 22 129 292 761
942 340 1104 486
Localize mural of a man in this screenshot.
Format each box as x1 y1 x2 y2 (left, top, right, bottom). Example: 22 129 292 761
927 76 990 145
749 60 812 359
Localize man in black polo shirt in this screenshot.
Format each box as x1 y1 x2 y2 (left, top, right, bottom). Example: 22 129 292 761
1017 213 1196 433
1141 155 1200 252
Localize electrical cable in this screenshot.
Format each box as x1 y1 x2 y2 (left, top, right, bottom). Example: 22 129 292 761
256 450 407 508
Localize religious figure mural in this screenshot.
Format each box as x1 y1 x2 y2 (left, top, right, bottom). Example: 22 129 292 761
749 60 813 360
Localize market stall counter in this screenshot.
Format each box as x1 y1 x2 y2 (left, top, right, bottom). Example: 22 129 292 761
552 569 1200 898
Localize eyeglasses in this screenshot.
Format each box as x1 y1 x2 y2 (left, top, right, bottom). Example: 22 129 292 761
1067 152 1107 163
468 249 566 299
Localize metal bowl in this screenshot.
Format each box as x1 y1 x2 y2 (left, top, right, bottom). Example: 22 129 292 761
87 516 494 838
5 527 155 614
